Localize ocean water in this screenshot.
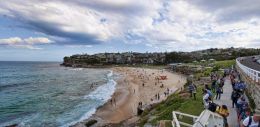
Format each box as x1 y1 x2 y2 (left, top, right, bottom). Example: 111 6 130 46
0 61 117 127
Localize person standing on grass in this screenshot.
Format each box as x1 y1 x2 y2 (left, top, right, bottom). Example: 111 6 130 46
188 83 194 98
203 89 210 109
211 77 217 93
190 83 197 100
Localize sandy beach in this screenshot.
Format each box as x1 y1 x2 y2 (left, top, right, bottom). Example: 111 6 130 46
76 67 186 126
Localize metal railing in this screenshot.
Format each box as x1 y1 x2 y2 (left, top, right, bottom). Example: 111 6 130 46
236 58 260 83
172 110 223 127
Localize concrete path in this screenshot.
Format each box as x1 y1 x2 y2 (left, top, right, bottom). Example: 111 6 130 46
214 77 239 127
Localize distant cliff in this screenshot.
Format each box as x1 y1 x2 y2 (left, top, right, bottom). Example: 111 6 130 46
61 52 166 67
62 47 260 67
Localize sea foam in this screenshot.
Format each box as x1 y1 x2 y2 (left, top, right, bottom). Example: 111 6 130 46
84 70 116 101
64 70 117 127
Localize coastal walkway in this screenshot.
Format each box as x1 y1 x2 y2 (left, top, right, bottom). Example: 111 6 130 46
214 76 238 127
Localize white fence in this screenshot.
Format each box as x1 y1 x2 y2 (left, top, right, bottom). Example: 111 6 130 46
236 58 260 83
172 110 223 127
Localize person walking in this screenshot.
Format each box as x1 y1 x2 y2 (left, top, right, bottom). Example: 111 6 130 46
231 90 240 108
215 84 223 100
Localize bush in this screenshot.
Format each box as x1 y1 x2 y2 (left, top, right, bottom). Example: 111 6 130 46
245 90 256 110
212 65 220 72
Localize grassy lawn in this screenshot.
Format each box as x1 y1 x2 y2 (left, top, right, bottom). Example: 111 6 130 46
186 59 235 69
191 60 235 80
138 86 205 127
214 60 235 69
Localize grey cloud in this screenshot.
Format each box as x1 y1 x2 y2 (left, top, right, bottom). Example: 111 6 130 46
0 0 112 45
0 0 156 46
189 0 260 23
25 20 102 45
69 0 147 16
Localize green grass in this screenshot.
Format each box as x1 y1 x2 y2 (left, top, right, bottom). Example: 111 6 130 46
138 86 205 126
214 60 235 69
245 89 256 110
165 120 172 127
186 59 235 69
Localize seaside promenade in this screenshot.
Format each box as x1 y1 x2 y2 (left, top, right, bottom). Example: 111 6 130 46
214 76 238 127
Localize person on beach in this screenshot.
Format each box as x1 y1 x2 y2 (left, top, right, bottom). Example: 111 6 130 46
113 98 116 106
137 102 143 115
90 83 94 89
160 84 164 88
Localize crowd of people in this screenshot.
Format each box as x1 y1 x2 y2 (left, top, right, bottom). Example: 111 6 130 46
229 70 260 127
191 68 260 127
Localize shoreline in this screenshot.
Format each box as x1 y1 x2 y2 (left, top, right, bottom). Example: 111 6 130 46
74 67 187 127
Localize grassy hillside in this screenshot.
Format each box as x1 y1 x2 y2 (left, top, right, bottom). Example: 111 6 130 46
138 86 205 126
214 60 235 69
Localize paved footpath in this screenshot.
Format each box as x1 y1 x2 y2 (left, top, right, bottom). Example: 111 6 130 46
214 76 239 127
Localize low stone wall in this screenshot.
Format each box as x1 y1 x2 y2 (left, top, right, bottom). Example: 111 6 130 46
236 65 260 109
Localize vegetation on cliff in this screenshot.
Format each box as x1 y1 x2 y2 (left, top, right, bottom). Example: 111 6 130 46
62 47 260 67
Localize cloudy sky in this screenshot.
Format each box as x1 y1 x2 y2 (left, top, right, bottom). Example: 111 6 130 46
0 0 260 61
